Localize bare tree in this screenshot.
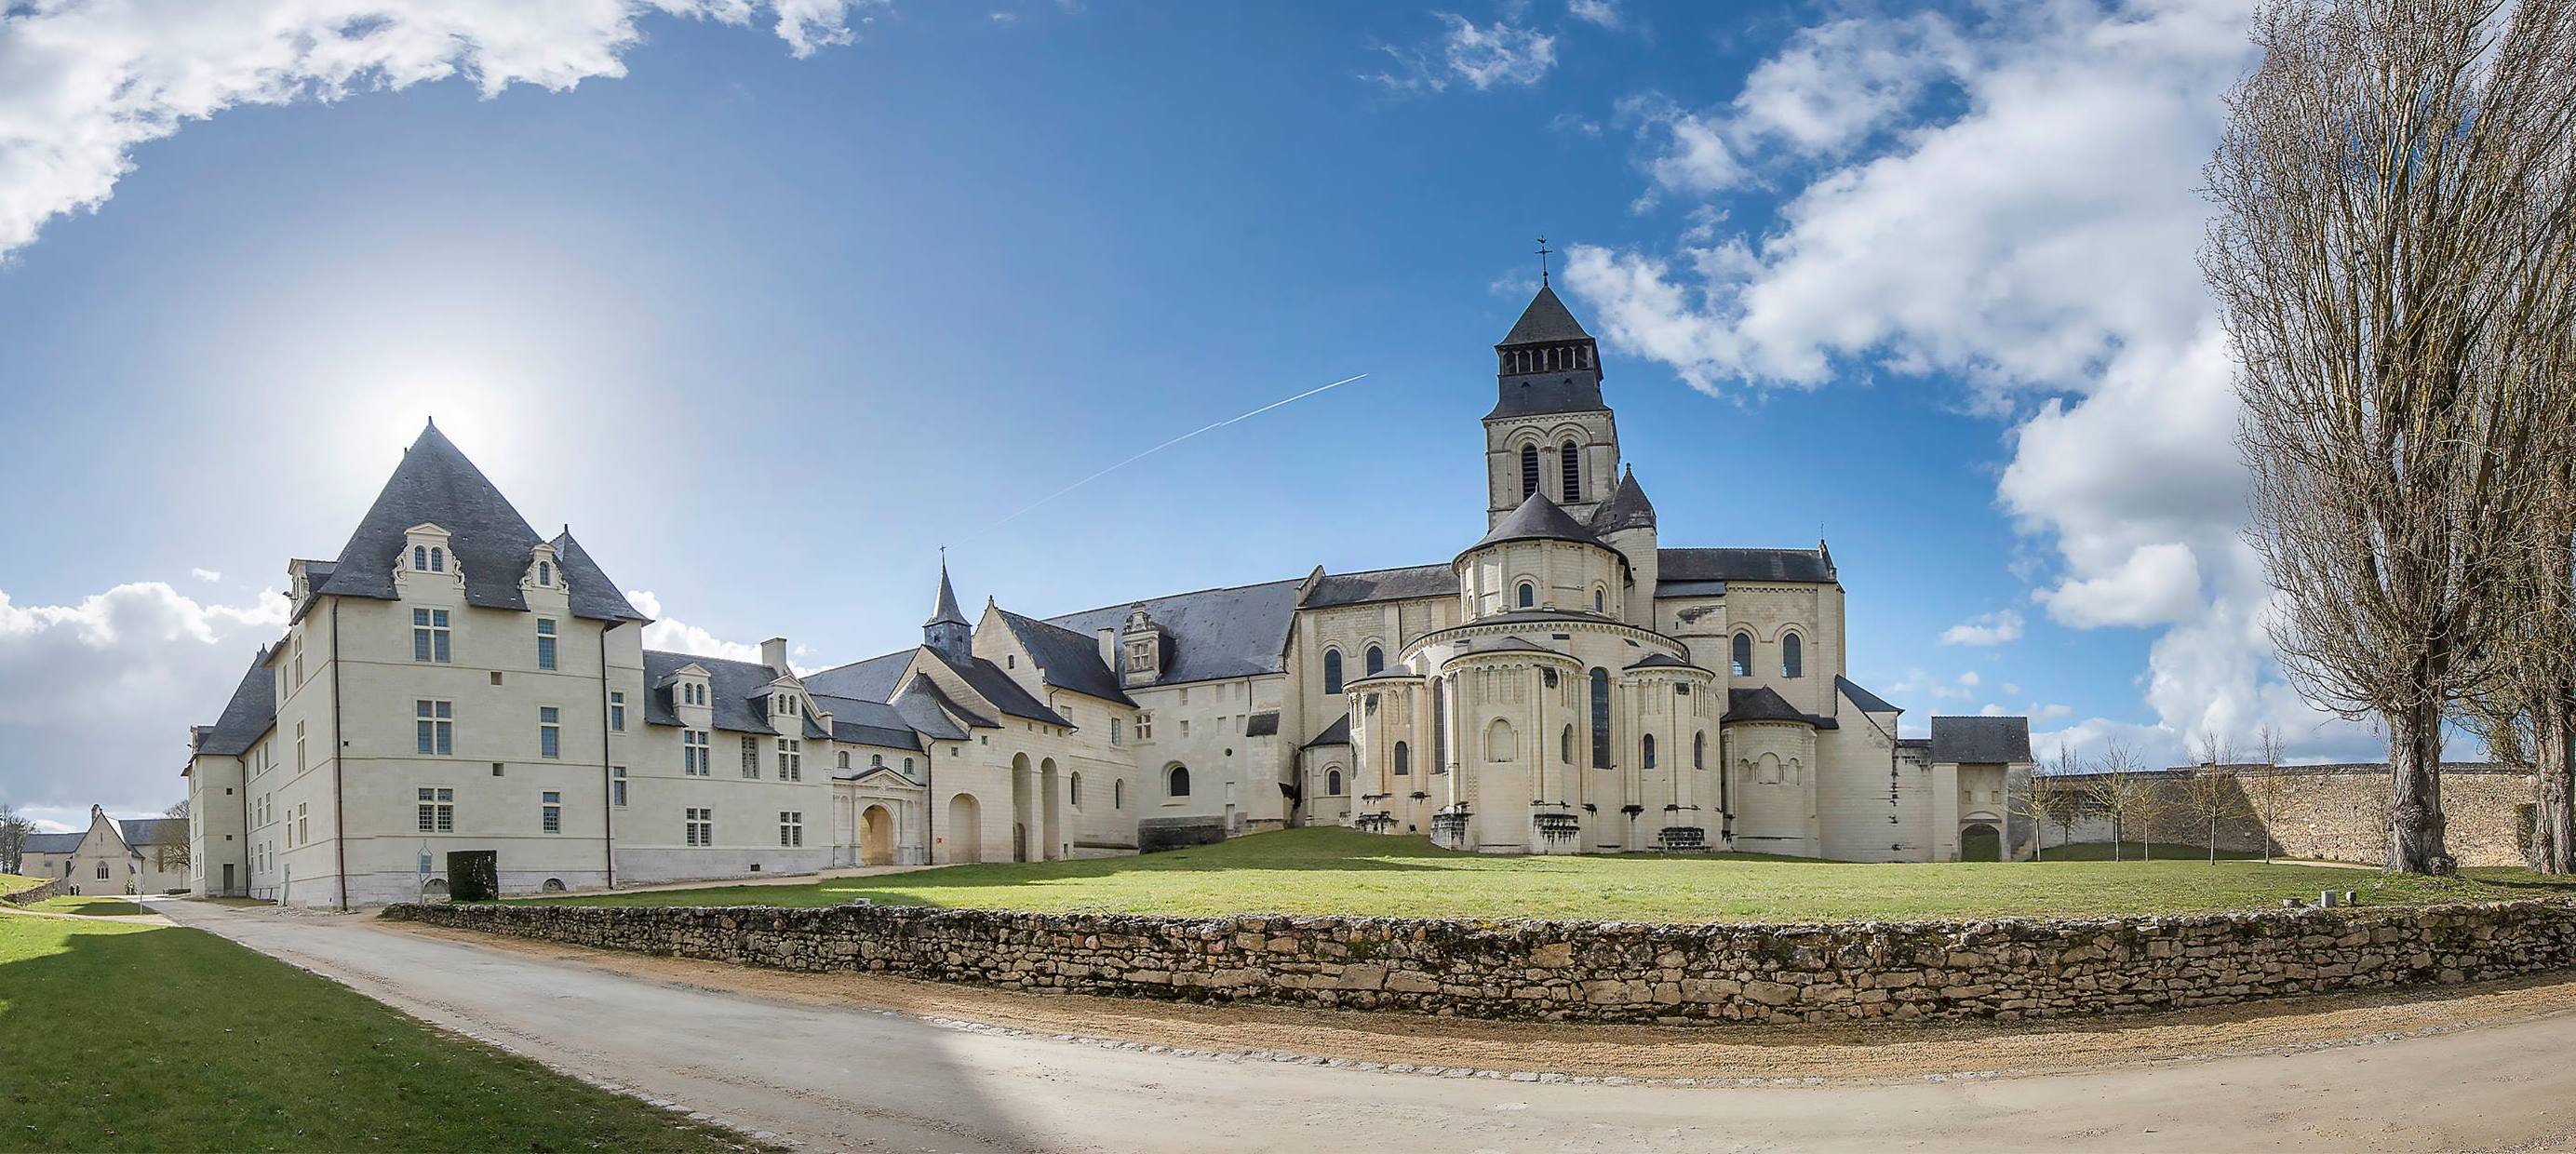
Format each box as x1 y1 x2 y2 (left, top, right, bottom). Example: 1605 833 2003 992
2463 329 2576 872
2238 724 2299 863
2180 735 2253 863
2205 0 2576 874
0 804 32 877
2085 740 2167 862
2015 747 2087 863
157 799 192 874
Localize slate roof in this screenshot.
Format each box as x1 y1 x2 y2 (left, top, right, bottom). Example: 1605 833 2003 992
1500 285 1594 344
1245 711 1280 737
1300 564 1458 608
1303 714 1352 748
1657 548 1833 585
893 674 986 735
1625 652 1703 671
21 832 82 855
550 530 651 624
1046 578 1305 685
1836 676 1900 715
641 650 813 735
803 651 916 704
1459 635 1554 656
1466 493 1607 555
118 818 186 847
1590 469 1657 535
313 423 644 622
810 693 925 750
1724 686 1815 726
926 562 970 628
195 646 279 757
996 610 1134 705
924 650 1072 728
1929 716 2033 764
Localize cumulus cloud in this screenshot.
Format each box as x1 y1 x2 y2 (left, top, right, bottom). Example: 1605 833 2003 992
189 568 221 584
1566 0 1619 29
1563 0 2368 759
1939 609 2023 647
1368 13 1556 93
0 581 288 816
624 589 764 665
0 0 876 261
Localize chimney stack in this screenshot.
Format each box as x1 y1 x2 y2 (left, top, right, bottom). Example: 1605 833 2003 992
760 637 788 672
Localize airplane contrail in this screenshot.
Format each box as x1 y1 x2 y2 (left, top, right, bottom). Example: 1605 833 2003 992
969 372 1371 543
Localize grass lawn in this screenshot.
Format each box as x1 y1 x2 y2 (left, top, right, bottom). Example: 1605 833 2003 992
2035 841 2265 863
0 873 44 898
0 914 755 1151
24 894 150 916
527 827 2576 923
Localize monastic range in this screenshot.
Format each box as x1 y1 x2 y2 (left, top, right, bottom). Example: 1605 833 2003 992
182 284 2033 905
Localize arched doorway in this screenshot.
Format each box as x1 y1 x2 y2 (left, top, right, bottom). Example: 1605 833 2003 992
1010 753 1036 863
1960 822 2002 862
860 804 896 866
1040 757 1062 861
946 793 982 864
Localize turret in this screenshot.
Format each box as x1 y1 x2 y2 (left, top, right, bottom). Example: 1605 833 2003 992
924 560 971 662
1483 281 1620 527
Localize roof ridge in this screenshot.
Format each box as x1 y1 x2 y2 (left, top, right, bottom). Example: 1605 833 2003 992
1039 573 1308 623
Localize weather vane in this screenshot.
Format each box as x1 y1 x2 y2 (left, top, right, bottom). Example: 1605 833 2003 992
1536 235 1552 287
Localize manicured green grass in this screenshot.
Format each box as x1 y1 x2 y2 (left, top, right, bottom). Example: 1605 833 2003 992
0 915 755 1151
528 826 2576 923
2035 841 2266 863
24 894 149 916
0 873 43 897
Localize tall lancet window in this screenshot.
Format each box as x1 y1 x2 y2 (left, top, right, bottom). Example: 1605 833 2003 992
1782 633 1804 678
1520 444 1540 500
1561 441 1581 503
1731 633 1753 678
1589 668 1612 768
1323 650 1344 695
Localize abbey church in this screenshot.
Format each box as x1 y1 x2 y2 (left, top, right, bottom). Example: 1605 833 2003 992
184 283 2033 906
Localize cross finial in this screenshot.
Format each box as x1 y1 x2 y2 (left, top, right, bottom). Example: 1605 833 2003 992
1536 235 1552 287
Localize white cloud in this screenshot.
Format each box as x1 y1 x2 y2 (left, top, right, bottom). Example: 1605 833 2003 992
190 568 221 584
1369 14 1556 93
0 0 876 261
0 581 288 815
624 590 763 664
1957 670 1980 689
1566 0 1619 29
1939 609 2023 647
989 11 1019 23
1563 0 2374 760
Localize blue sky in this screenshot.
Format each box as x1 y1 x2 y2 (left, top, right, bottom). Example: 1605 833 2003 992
0 0 2369 828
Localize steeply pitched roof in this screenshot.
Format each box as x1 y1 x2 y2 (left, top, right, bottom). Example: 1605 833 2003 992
1303 713 1351 748
804 650 917 704
118 818 186 847
195 646 279 757
1657 548 1833 586
549 530 649 624
1836 676 1899 715
926 561 969 628
1590 468 1657 535
1466 493 1606 555
641 650 804 735
1046 578 1305 685
1724 686 1814 726
894 672 991 733
1930 716 2033 764
21 832 82 855
1499 285 1593 344
924 650 1071 728
810 693 924 750
315 423 637 621
996 610 1134 705
1300 564 1458 608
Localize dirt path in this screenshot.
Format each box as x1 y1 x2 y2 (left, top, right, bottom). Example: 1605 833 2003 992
160 900 2576 1152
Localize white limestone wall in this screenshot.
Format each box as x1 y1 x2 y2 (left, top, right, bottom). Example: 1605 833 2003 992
1458 540 1624 621
1727 721 1819 857
1483 410 1619 525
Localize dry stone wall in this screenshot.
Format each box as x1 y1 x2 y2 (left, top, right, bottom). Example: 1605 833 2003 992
4 877 68 906
2046 764 2534 867
384 898 2576 1026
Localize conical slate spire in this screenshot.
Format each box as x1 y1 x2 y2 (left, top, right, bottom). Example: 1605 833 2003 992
1498 284 1592 345
1465 490 1606 555
1590 465 1657 534
925 557 969 629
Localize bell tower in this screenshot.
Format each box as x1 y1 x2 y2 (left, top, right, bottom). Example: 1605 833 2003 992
1483 248 1619 528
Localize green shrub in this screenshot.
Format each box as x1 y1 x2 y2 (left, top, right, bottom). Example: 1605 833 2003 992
447 851 498 903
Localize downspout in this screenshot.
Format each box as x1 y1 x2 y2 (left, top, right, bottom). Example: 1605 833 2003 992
599 622 616 890
329 599 349 912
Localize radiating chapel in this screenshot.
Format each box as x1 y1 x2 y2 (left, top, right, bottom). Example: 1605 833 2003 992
185 279 2032 906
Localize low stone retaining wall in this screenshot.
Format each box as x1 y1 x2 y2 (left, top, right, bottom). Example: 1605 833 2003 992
382 899 2576 1026
4 877 68 906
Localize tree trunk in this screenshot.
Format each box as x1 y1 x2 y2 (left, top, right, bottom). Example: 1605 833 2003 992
2536 678 2576 874
2387 699 2455 875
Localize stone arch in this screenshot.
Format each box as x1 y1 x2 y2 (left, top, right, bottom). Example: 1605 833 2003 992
1484 717 1516 762
1960 822 2003 862
542 878 567 892
1756 751 1784 785
1166 762 1192 798
1040 757 1062 861
1324 765 1344 797
860 804 897 866
946 793 983 863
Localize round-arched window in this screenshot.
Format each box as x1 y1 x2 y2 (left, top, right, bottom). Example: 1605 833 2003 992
1323 649 1345 695
1731 633 1754 677
1643 734 1657 769
1167 764 1191 798
1070 772 1084 807
1520 443 1541 500
1365 644 1384 675
1782 633 1805 678
1593 587 1605 613
1326 768 1344 796
1694 731 1707 770
1518 582 1536 608
1393 741 1411 776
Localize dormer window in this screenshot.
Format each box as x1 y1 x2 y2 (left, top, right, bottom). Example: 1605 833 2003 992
412 545 427 570
430 547 444 572
536 561 552 586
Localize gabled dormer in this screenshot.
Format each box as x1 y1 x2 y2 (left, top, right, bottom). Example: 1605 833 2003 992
520 541 568 603
1120 607 1165 689
667 663 714 720
393 523 463 597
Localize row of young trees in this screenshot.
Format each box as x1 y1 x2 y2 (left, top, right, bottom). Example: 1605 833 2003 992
2019 730 2301 863
2207 0 2576 874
